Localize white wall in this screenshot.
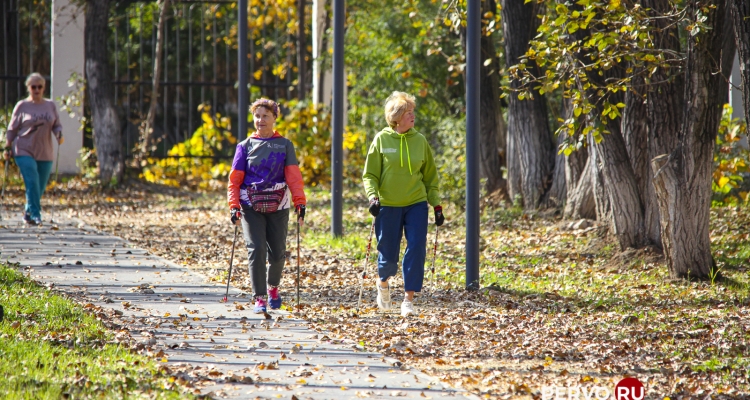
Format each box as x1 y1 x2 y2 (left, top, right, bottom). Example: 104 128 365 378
729 52 747 149
312 0 332 107
50 0 85 174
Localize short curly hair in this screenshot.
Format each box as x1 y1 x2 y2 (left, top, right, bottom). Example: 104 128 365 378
250 98 279 118
384 91 416 128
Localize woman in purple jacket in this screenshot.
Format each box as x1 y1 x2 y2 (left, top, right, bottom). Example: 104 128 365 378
3 73 64 225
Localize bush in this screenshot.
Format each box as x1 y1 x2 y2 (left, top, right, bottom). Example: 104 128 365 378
712 104 750 204
276 100 366 188
140 105 236 190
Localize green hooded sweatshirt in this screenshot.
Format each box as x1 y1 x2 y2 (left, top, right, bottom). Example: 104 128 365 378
362 127 440 207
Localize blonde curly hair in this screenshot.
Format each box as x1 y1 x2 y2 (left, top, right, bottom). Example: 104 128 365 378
384 91 416 128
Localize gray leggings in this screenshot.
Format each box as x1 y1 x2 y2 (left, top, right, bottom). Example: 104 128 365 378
240 207 289 298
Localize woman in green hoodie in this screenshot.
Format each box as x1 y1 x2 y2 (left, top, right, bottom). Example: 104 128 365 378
362 91 445 317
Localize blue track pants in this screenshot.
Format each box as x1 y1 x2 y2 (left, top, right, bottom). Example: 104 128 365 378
375 201 428 292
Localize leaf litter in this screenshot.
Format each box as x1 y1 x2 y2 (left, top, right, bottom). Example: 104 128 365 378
4 179 750 399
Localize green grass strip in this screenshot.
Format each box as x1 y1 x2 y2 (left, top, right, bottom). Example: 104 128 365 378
0 262 194 399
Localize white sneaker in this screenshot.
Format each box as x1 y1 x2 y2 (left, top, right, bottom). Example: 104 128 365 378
376 282 390 310
401 300 415 317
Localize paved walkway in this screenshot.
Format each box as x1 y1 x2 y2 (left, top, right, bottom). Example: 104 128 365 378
0 215 474 399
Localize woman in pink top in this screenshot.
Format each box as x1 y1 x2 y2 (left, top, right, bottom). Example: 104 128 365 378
3 73 64 225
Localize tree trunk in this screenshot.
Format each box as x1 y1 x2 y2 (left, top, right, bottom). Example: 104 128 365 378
297 0 307 100
502 0 554 210
592 103 645 249
730 0 750 135
564 151 595 219
622 79 660 246
589 132 611 226
641 0 685 251
85 0 123 184
479 0 507 197
652 0 728 279
140 0 169 156
561 98 592 218
543 131 566 208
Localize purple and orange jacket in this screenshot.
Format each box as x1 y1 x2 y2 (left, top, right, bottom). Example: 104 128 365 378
227 131 306 210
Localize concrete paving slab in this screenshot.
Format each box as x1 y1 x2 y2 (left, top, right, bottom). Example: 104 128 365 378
0 215 476 399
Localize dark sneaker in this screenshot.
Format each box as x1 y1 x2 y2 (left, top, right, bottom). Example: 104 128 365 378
23 213 34 224
253 297 268 314
268 287 282 310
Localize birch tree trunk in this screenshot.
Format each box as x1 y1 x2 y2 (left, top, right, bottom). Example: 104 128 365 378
85 0 123 185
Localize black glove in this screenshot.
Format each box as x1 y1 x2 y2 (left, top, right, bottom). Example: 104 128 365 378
230 208 241 225
434 205 444 226
368 198 380 217
295 204 306 221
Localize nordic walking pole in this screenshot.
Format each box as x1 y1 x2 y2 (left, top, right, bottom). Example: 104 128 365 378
429 225 439 298
54 139 60 183
222 224 239 302
0 157 8 221
296 214 301 311
356 219 376 314
50 142 61 224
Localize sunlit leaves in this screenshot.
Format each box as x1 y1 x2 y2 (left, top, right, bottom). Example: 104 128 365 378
140 105 236 190
712 105 750 203
506 0 686 150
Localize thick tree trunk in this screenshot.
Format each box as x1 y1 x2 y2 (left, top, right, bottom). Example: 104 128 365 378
642 0 685 250
506 121 523 206
622 82 658 246
652 0 728 279
85 0 123 184
564 151 595 219
561 98 592 218
730 0 750 135
141 0 169 155
577 56 645 248
589 133 611 225
479 0 507 196
297 0 307 100
593 109 645 249
502 0 554 210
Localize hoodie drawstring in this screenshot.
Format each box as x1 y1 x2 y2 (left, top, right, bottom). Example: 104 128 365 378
399 134 413 175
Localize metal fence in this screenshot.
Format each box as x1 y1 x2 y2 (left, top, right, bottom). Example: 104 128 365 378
2 0 309 159
0 0 51 116
110 0 308 158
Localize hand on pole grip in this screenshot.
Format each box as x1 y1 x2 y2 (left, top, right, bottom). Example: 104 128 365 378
295 204 306 221
434 205 445 226
368 197 380 217
230 208 241 225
